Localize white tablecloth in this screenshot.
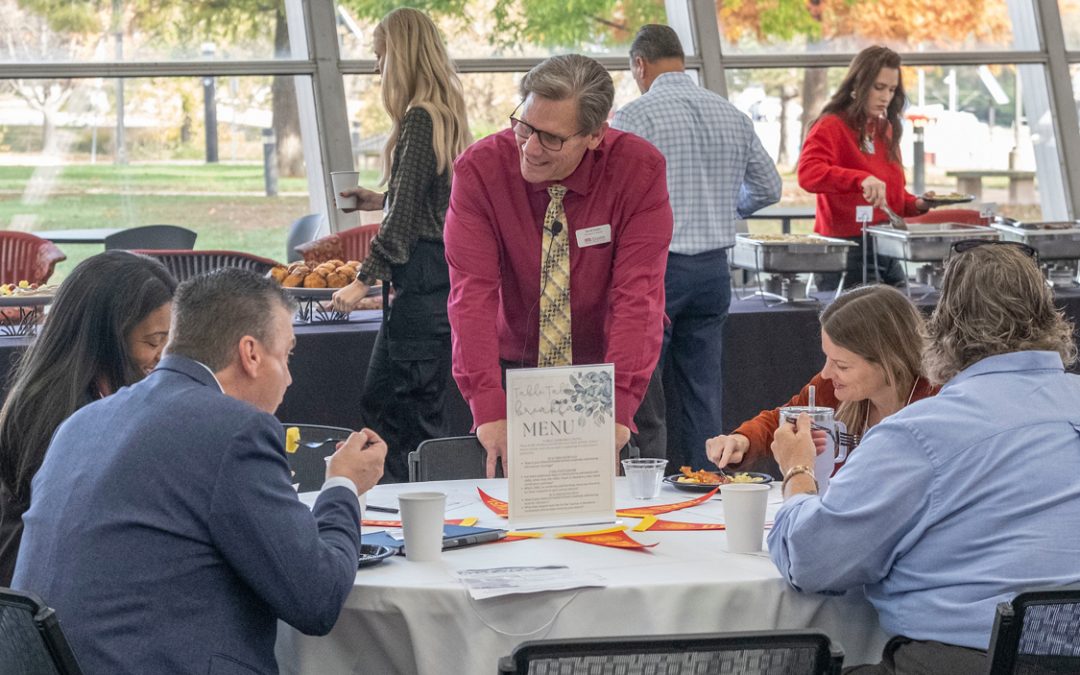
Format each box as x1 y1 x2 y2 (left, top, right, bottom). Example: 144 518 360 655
276 478 888 674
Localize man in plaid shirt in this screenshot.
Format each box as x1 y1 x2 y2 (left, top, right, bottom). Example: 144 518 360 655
612 24 781 470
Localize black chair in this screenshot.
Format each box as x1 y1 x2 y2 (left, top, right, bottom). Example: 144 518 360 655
104 225 197 251
498 630 843 675
0 587 83 675
986 585 1080 674
408 435 501 482
407 436 640 482
281 424 353 492
286 214 326 262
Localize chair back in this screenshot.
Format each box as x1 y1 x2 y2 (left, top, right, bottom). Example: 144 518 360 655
338 223 380 262
135 249 279 283
0 232 66 285
104 225 197 251
0 587 83 675
286 214 327 263
281 424 353 492
409 436 500 482
987 584 1080 675
498 630 843 675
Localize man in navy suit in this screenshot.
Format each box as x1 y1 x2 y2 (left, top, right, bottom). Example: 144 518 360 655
13 268 386 674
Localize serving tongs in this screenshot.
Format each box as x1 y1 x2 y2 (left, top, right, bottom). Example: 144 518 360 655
880 203 908 230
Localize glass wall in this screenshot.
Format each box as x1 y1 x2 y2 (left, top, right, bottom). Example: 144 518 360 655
718 0 1036 54
725 63 1056 221
0 0 298 62
0 75 311 274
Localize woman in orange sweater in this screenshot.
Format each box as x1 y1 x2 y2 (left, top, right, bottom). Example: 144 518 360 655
799 46 936 291
706 285 936 473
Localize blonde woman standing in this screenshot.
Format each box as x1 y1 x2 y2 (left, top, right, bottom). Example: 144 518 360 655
332 7 471 481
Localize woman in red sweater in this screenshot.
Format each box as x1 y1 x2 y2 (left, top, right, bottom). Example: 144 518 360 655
799 46 935 291
706 285 936 474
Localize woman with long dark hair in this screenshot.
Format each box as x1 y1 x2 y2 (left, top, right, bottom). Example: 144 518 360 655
799 46 940 290
330 8 471 482
0 250 177 583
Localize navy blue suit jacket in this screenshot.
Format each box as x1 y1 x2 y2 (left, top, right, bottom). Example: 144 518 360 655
13 355 362 674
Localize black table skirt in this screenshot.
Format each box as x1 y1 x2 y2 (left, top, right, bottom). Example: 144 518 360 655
2 287 1078 451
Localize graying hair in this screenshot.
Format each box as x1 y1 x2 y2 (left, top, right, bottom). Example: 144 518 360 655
630 24 685 62
519 54 614 134
923 245 1077 385
166 268 297 372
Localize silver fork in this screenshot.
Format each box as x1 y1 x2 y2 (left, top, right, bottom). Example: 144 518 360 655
880 203 907 230
301 438 340 448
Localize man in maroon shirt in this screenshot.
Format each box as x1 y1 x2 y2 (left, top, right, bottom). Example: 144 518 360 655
444 54 674 477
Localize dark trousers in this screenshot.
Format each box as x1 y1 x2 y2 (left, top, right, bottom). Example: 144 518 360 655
845 636 988 675
816 235 906 291
635 249 731 470
362 241 452 483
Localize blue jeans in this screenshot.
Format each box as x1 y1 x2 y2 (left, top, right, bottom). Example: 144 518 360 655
661 248 731 470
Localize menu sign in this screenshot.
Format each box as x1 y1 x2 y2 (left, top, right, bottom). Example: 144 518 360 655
506 364 616 530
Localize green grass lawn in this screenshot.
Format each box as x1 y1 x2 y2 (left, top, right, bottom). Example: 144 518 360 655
0 163 381 281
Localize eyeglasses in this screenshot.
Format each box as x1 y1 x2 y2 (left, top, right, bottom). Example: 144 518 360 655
949 239 1039 263
509 102 583 152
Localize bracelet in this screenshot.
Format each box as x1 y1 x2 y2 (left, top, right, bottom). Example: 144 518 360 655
782 465 819 495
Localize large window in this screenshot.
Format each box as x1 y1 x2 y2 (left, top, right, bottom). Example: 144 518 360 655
724 63 1058 221
0 0 298 62
336 0 667 60
717 0 1035 54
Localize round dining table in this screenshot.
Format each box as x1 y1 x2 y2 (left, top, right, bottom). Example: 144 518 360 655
275 478 889 675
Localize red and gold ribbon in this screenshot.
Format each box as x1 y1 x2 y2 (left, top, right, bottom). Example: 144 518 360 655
556 525 657 549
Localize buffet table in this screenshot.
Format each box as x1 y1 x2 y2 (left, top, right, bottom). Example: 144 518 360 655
275 478 888 675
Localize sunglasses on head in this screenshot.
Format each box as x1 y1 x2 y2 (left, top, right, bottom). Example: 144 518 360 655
949 239 1039 263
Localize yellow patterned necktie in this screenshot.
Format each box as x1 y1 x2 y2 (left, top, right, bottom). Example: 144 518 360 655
537 184 572 367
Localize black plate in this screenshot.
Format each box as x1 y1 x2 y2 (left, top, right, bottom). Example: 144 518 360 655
357 543 396 568
662 472 774 493
921 193 975 206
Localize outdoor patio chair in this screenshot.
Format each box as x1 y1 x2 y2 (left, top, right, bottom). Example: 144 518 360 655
498 630 844 675
986 584 1080 674
0 587 84 675
280 424 353 492
0 232 66 285
104 225 197 251
286 214 326 262
338 223 380 261
134 249 279 283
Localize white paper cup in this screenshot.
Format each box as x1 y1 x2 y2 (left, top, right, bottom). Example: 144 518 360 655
398 491 446 561
720 483 771 553
621 458 668 499
330 171 360 211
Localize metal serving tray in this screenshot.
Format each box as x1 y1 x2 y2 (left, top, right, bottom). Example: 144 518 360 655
991 220 1080 260
865 224 998 262
732 234 856 273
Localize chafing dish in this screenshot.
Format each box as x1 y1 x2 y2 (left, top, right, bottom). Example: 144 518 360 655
732 233 856 273
991 218 1080 261
865 224 998 262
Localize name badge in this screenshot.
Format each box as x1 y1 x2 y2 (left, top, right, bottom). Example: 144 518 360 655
576 224 611 248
